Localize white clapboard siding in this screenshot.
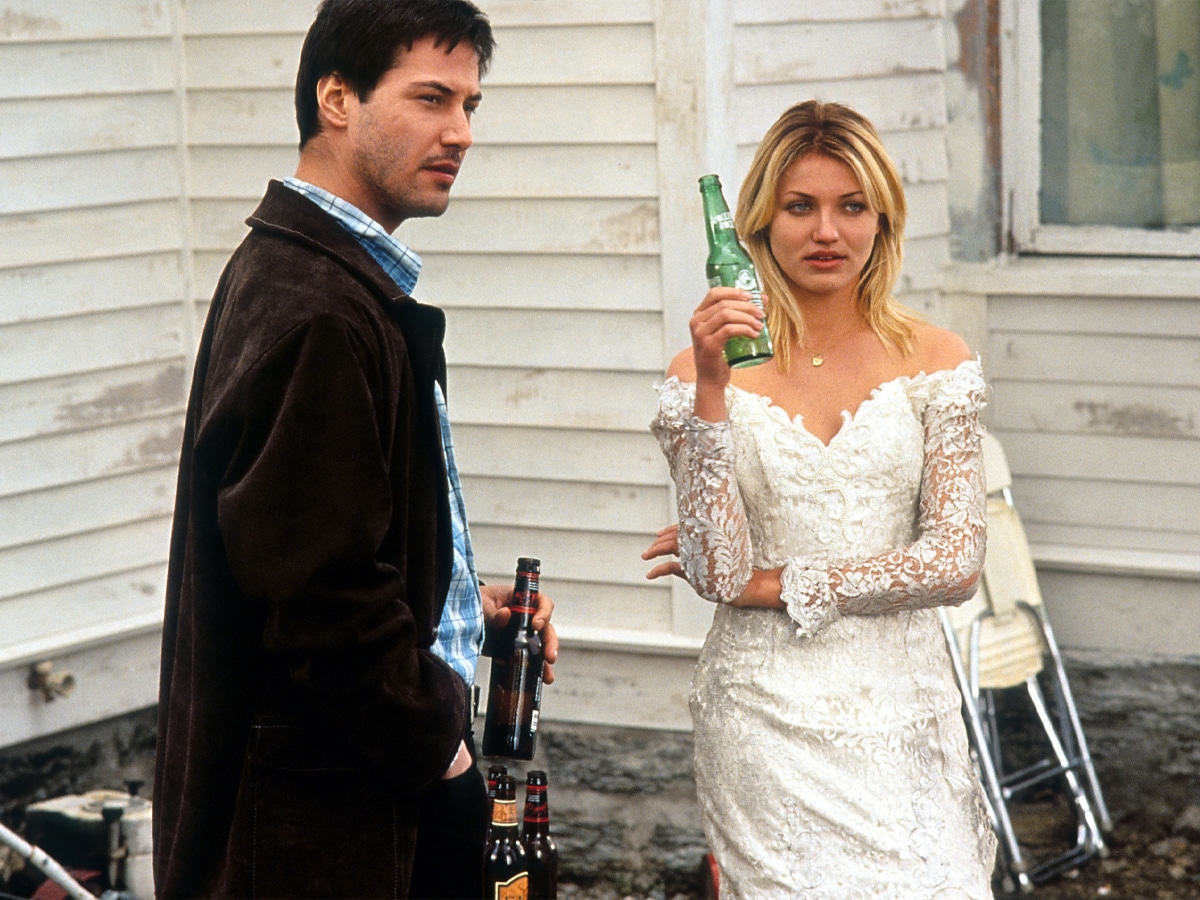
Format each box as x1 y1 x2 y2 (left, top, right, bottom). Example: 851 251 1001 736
486 24 654 85
188 147 299 199
443 308 663 371
988 294 1200 338
485 0 653 28
734 18 945 85
0 254 183 324
0 39 176 99
736 73 949 146
181 1 319 35
0 517 171 600
0 2 172 39
184 34 303 89
1014 477 1200 537
0 417 184 499
735 0 944 23
450 144 659 199
399 198 661 255
0 307 185 386
0 201 183 269
472 525 659 589
447 367 657 431
0 1 974 748
0 468 178 551
0 565 167 670
523 580 674 634
0 361 186 445
986 283 1200 580
0 94 179 159
451 425 664 486
469 85 657 144
989 381 1200 439
0 149 181 215
0 0 190 744
461 476 667 535
988 332 1200 388
415 253 662 311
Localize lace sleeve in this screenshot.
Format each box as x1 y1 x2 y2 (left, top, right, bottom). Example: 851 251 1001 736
650 378 753 604
783 366 988 636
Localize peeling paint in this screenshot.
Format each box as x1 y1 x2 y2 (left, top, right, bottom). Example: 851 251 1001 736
588 202 659 254
1074 401 1196 439
57 366 186 427
119 424 184 471
0 11 64 40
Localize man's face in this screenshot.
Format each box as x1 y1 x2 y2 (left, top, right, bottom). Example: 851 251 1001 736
343 36 481 231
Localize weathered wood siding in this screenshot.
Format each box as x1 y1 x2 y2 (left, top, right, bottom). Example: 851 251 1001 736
0 2 191 744
950 260 1200 661
730 0 952 312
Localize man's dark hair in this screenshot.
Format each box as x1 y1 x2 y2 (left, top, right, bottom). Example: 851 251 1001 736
295 0 495 148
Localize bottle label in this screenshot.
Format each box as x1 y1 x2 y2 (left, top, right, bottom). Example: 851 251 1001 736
492 799 518 827
711 211 735 231
511 587 537 617
491 872 529 900
530 709 539 733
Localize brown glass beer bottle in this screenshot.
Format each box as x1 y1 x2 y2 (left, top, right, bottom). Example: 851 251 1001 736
521 770 559 899
482 558 545 760
484 774 529 899
486 763 507 844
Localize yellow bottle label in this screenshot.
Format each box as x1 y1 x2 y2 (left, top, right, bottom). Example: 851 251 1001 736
492 798 518 827
492 871 529 900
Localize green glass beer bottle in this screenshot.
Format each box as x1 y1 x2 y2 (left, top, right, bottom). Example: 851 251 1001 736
699 174 774 368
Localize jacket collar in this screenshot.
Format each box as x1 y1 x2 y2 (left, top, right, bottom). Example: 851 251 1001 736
246 179 448 388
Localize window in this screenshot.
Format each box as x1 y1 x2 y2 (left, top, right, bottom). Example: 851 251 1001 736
1006 0 1200 255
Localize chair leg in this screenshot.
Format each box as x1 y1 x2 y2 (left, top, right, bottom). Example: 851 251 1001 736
939 612 1034 893
1030 605 1114 833
1025 676 1106 861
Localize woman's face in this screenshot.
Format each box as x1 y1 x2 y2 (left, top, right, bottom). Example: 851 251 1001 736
767 152 880 304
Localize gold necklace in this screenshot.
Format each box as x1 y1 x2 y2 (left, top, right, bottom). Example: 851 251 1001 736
802 326 860 367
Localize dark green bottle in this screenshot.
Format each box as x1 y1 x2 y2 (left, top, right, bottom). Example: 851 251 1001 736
699 174 774 368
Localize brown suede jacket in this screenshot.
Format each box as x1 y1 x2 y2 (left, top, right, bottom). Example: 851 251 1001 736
153 181 468 898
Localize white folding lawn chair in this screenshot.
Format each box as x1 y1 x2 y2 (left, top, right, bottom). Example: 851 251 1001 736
939 434 1113 893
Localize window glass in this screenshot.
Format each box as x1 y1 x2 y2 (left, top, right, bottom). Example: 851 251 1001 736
1040 0 1200 229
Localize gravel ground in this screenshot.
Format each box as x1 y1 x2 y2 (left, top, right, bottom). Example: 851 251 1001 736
556 802 1200 900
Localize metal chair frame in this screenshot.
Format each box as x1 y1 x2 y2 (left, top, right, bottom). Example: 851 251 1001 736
939 436 1112 893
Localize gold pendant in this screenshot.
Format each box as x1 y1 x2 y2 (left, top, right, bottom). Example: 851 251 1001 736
812 355 824 367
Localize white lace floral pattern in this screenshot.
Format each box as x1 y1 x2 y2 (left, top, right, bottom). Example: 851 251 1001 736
650 360 996 899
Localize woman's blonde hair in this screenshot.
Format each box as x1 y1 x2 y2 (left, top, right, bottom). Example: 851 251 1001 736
735 100 918 370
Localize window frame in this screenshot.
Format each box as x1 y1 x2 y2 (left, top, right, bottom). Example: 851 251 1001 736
1002 0 1200 258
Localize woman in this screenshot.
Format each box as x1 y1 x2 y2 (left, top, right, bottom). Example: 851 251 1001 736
644 101 997 898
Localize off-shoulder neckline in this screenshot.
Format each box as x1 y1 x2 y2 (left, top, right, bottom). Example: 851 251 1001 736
659 358 982 449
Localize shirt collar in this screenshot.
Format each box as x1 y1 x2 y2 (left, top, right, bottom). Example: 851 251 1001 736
282 176 422 296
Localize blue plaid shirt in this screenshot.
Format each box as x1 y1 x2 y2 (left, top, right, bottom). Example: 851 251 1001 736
282 178 485 685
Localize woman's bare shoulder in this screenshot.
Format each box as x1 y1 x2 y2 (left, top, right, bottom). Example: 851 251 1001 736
666 347 698 382
910 320 972 373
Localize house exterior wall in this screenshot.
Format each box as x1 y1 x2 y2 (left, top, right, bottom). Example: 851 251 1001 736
1 0 1195 785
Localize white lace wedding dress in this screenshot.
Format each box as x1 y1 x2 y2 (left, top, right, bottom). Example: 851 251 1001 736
652 360 997 899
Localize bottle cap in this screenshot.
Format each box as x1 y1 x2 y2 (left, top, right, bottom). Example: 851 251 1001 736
516 557 541 574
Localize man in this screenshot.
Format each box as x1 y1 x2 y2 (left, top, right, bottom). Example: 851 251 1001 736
153 2 556 896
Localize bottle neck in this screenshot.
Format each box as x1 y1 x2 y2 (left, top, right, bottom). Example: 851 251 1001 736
522 788 550 837
491 797 520 832
700 184 737 251
511 573 539 624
